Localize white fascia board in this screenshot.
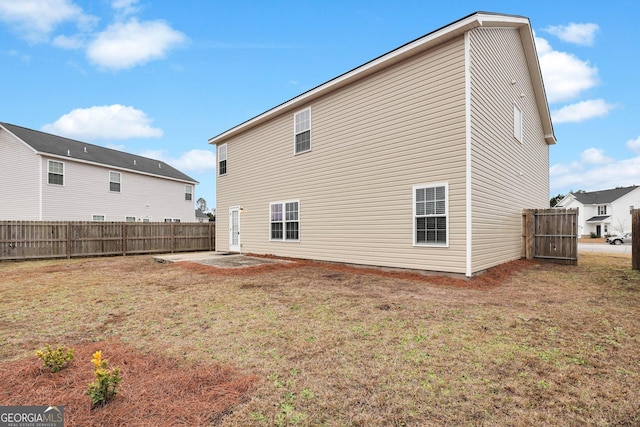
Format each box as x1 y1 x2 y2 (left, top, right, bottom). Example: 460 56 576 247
208 13 555 146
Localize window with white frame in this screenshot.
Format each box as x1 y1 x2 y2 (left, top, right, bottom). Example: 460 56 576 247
48 160 64 185
92 215 105 221
270 200 300 241
513 104 523 143
125 216 136 222
109 171 121 192
294 108 311 154
185 185 193 201
218 143 227 176
598 205 607 215
414 183 448 246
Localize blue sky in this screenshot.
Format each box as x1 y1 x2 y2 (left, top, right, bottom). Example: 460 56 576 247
1 0 638 208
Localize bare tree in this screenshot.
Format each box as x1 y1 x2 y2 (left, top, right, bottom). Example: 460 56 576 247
196 197 207 212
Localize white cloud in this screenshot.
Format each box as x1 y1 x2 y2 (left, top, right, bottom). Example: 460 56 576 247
627 136 640 154
580 148 613 165
42 105 163 140
52 34 85 49
112 0 140 17
551 99 615 123
544 23 599 46
86 18 186 70
551 148 640 193
137 149 216 174
535 36 599 104
0 0 97 43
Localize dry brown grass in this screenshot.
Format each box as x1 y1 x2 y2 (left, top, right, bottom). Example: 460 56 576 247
1 253 639 426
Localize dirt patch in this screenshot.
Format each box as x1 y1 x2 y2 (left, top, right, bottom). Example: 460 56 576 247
177 254 538 290
0 340 256 426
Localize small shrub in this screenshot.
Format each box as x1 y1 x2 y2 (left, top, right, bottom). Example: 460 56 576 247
87 350 122 407
35 344 74 372
590 232 597 238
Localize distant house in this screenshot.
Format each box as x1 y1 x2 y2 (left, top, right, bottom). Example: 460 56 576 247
555 186 639 237
195 209 212 223
0 122 198 222
209 12 555 276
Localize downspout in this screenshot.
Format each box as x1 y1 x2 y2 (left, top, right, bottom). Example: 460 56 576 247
464 31 473 277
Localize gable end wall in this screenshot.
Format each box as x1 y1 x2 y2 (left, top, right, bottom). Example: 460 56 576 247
0 128 40 220
469 27 550 272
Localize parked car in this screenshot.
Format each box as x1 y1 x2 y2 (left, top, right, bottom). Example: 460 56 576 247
606 233 632 245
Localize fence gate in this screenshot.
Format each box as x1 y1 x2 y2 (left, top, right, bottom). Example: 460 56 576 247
522 208 578 265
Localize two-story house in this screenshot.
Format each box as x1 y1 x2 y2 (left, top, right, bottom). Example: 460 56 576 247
0 122 198 222
555 186 640 237
209 12 555 276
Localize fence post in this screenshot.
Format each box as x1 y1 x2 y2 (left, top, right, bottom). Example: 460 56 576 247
67 223 72 259
633 209 640 271
170 223 175 253
122 223 127 256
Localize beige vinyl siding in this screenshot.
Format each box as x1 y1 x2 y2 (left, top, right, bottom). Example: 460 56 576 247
469 27 550 272
0 128 40 220
41 157 196 222
217 36 468 273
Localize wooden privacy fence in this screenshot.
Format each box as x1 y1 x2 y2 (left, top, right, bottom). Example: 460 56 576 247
522 208 578 265
0 221 215 261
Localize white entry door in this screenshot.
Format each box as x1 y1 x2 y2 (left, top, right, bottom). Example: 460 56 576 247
229 207 240 252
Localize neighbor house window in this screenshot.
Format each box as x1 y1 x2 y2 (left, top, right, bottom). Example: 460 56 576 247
92 215 105 221
598 205 607 215
294 108 311 154
48 160 64 185
185 185 193 201
218 143 227 176
513 104 523 143
270 200 300 241
414 183 448 246
109 171 121 192
125 216 136 222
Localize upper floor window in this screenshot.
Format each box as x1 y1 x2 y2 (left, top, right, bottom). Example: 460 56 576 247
513 104 523 143
109 171 121 193
48 160 64 185
294 108 311 154
185 185 193 201
218 143 227 176
598 205 607 215
414 183 448 246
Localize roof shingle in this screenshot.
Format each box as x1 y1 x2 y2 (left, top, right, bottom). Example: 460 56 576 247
1 122 197 183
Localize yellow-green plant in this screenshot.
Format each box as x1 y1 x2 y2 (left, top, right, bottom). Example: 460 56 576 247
35 344 74 372
87 350 122 407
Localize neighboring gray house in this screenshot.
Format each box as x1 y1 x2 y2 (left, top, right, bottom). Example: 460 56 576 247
210 12 555 276
555 186 640 237
0 122 198 222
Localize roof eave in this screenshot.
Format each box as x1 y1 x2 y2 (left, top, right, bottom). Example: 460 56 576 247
208 12 556 147
36 152 199 184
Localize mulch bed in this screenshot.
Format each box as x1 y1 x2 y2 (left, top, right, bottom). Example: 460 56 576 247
0 340 256 426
